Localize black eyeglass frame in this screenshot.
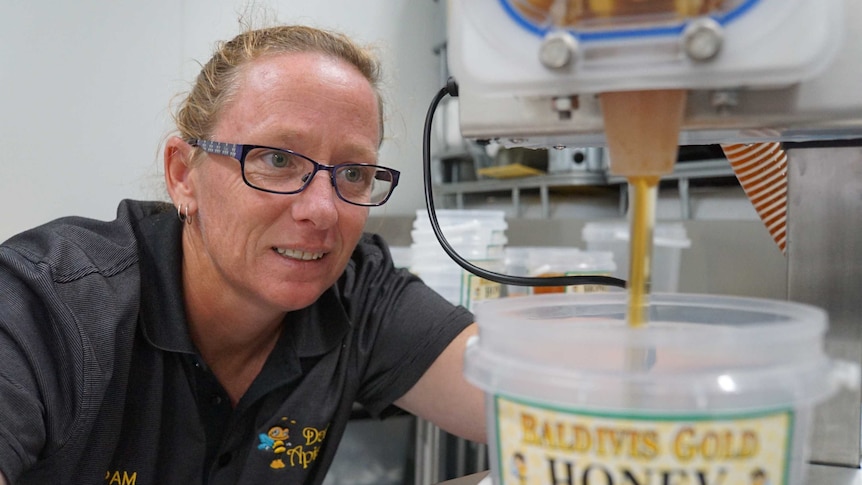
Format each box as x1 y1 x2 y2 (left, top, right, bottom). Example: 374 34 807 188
188 139 400 207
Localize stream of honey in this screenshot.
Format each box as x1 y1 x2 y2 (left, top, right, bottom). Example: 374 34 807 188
600 89 687 328
626 176 658 327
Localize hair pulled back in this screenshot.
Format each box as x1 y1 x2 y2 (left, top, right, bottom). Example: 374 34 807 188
174 25 384 146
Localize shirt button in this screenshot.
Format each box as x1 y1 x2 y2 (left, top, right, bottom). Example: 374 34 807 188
218 452 232 467
212 395 223 406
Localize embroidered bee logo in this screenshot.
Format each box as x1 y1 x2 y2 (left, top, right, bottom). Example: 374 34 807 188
257 420 294 469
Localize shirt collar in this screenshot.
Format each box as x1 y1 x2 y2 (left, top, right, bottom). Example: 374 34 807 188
283 288 351 358
136 207 196 354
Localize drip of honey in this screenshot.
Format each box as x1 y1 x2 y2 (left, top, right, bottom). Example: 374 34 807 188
626 177 658 327
600 89 687 328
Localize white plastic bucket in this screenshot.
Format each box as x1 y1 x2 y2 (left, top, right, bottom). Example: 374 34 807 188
466 293 855 485
582 221 691 293
503 247 617 297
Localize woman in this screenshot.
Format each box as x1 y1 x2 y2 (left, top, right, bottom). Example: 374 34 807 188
0 25 485 484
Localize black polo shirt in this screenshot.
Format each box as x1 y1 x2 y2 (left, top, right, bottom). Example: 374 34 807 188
0 200 474 485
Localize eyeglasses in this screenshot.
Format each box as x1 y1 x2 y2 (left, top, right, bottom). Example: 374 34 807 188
188 139 400 206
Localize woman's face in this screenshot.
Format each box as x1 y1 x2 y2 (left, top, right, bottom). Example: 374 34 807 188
184 51 381 314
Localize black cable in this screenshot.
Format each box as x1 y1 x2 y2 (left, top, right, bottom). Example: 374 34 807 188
422 78 628 289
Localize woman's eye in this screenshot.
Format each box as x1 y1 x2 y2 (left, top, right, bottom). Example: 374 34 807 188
343 167 364 183
266 152 289 168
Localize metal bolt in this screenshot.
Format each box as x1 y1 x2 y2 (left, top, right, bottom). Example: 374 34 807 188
553 96 574 111
711 89 739 114
682 18 723 62
539 31 579 70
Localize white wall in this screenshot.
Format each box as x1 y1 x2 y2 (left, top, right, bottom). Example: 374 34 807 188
1 1 446 241
1 1 182 240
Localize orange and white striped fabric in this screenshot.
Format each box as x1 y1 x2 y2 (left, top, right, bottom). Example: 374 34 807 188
721 142 788 254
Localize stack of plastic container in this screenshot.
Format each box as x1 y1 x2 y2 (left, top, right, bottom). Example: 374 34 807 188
410 210 507 310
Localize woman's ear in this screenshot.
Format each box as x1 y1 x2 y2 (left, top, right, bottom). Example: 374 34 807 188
164 136 195 204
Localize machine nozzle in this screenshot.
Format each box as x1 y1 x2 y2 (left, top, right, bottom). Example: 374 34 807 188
600 89 688 179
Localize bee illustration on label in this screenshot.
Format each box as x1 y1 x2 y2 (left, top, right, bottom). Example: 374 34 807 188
510 452 527 485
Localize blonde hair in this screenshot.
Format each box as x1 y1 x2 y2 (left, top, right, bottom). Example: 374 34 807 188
173 25 384 149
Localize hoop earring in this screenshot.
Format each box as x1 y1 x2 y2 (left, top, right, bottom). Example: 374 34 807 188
177 204 193 225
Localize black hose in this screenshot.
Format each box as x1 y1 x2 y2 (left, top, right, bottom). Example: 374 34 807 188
422 78 628 289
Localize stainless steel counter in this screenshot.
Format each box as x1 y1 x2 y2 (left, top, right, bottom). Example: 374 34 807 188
437 464 862 485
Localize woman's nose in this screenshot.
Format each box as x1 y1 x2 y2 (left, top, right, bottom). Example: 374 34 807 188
290 171 339 227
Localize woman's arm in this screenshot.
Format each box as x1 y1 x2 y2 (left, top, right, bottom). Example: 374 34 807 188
394 323 487 444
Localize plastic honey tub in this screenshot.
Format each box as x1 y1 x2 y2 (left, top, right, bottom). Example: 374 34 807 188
465 293 855 485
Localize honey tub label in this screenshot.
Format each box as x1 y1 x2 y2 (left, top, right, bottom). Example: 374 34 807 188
494 394 793 485
461 271 502 311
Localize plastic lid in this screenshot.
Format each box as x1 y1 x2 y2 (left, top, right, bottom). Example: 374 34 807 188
504 246 616 273
582 221 691 248
466 292 841 411
415 209 506 221
414 210 508 232
411 226 508 246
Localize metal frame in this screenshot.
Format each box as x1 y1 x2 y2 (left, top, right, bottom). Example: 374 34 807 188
786 143 862 472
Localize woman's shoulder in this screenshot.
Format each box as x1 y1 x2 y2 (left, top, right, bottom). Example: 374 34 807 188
0 200 169 282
